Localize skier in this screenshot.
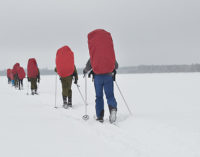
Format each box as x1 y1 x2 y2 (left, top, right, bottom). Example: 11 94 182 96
12 63 20 88
17 66 26 90
27 58 40 95
7 69 12 84
83 29 118 123
10 69 15 86
55 45 78 108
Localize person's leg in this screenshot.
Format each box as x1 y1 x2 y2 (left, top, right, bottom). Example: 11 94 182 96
61 78 68 106
18 79 21 90
30 78 34 95
17 76 19 88
34 78 38 94
67 76 73 107
104 75 117 123
31 78 37 94
94 75 104 120
12 80 15 86
15 75 19 88
14 75 17 87
21 80 23 88
104 75 117 111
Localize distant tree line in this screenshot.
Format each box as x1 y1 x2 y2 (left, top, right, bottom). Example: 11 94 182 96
1 64 200 76
117 64 200 74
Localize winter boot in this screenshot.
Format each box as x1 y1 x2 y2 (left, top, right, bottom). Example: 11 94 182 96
109 108 117 123
31 90 34 95
96 110 104 123
63 96 68 109
108 106 117 123
68 97 72 108
35 89 38 95
96 117 104 123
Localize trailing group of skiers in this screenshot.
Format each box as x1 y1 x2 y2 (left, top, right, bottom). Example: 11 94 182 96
7 58 40 95
6 29 120 123
7 63 26 90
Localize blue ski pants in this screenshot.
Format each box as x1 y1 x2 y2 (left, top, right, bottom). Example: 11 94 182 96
94 74 117 118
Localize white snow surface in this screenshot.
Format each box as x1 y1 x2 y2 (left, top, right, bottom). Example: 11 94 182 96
0 73 200 157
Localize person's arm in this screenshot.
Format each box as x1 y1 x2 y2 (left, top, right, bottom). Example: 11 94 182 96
73 66 78 84
37 69 40 82
83 59 92 74
115 60 119 70
112 60 118 81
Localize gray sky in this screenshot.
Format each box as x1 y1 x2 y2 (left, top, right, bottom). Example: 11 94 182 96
0 0 200 70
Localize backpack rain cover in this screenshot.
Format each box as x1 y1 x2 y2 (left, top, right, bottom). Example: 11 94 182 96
88 29 116 74
18 67 26 80
56 46 75 77
27 58 38 78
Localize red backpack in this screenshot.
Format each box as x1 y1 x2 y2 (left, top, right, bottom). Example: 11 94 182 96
27 58 39 78
18 67 26 80
88 29 116 74
13 63 20 75
56 46 75 77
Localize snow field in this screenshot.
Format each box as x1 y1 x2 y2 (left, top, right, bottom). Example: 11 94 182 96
0 73 200 157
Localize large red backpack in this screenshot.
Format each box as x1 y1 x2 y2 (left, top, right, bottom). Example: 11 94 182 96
56 46 75 77
88 29 116 74
18 67 26 80
13 63 20 75
27 58 39 78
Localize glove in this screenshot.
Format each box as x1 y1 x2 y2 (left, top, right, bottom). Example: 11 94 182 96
38 79 40 83
74 79 78 84
83 69 87 75
88 70 94 78
112 70 117 81
27 77 30 82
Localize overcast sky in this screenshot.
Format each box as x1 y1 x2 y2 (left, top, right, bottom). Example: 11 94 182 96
0 0 200 70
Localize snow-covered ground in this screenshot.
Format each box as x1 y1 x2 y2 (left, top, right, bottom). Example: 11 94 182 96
0 73 200 157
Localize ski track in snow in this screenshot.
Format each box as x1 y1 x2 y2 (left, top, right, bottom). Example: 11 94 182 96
0 73 200 157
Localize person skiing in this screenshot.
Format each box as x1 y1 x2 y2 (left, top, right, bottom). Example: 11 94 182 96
10 69 15 86
7 69 12 84
55 45 78 108
27 58 40 95
17 66 26 90
83 29 118 123
12 63 20 88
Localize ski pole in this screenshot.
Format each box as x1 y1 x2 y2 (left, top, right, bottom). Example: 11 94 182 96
76 84 89 120
85 74 88 105
115 81 133 116
54 74 58 109
84 73 89 120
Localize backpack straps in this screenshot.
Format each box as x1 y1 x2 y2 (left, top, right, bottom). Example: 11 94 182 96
88 70 117 81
